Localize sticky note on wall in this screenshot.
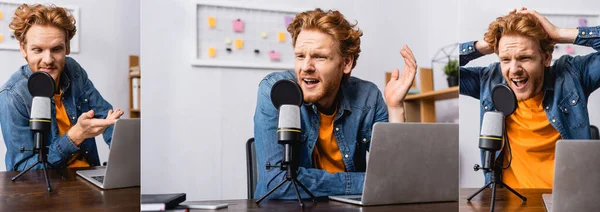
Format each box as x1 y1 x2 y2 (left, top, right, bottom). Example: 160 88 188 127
235 39 244 49
565 45 576 54
269 51 281 61
208 47 216 57
0 34 3 42
578 18 588 27
0 11 4 20
233 19 245 32
278 32 286 42
208 16 216 28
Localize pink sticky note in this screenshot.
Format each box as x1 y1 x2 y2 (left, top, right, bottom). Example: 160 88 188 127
233 19 245 32
284 16 294 27
565 45 576 54
578 18 588 27
269 51 281 61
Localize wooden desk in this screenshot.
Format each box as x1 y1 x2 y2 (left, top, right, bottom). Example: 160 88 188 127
0 168 140 211
180 198 457 211
460 188 551 211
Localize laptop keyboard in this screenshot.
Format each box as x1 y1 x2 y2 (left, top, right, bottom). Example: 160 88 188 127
91 176 105 183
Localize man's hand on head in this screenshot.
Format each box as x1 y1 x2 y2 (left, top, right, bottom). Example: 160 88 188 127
516 8 578 44
384 45 417 123
67 109 124 146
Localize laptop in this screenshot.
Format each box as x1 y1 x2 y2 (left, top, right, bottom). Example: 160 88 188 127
542 140 600 212
329 122 459 206
76 118 141 189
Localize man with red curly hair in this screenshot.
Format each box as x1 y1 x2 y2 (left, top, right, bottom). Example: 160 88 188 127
254 8 417 199
0 4 123 171
460 8 600 188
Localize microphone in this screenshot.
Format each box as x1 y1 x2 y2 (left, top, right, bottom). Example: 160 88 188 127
11 71 56 192
256 79 316 206
479 111 504 171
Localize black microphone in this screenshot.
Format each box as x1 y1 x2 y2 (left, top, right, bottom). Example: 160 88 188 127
28 72 55 150
270 79 303 174
479 111 504 170
11 71 57 192
256 79 316 206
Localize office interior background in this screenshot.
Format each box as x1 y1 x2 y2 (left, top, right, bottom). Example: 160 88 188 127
141 0 458 200
0 0 140 171
459 0 600 187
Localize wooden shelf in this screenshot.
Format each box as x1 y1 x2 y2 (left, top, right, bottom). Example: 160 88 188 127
405 86 458 101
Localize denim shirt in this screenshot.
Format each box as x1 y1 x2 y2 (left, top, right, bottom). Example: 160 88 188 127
459 26 600 183
0 57 114 171
253 70 388 199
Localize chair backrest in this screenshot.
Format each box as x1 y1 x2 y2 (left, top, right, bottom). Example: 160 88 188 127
246 138 257 199
591 125 599 140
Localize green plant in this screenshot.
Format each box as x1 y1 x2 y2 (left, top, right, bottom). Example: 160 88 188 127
444 59 459 77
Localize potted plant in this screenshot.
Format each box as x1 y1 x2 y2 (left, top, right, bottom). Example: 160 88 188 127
444 59 459 87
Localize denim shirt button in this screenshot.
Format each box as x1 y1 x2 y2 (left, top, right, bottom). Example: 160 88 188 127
582 31 586 35
590 32 594 35
335 127 339 132
546 106 550 110
552 119 556 123
344 154 349 158
462 49 466 52
468 46 472 50
572 100 576 104
72 116 76 120
363 138 367 142
484 106 488 110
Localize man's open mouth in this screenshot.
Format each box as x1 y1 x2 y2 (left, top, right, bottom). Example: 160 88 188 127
511 78 528 89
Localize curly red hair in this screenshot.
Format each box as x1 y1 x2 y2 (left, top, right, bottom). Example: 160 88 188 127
9 4 77 52
287 8 363 82
484 11 554 55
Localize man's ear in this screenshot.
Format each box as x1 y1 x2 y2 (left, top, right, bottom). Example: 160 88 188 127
342 56 353 74
543 52 552 67
20 43 27 58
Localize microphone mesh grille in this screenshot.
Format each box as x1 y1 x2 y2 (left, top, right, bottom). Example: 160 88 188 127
481 111 503 137
31 97 51 119
278 105 300 129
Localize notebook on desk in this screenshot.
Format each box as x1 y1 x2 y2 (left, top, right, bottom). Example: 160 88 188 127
76 118 140 189
329 123 459 206
542 140 600 212
141 193 186 211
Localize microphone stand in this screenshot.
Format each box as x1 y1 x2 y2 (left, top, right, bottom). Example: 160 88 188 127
467 144 526 211
255 142 316 207
12 130 56 192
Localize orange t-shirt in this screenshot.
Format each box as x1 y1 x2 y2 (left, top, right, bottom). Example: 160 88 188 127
54 92 89 168
503 93 559 188
312 111 345 173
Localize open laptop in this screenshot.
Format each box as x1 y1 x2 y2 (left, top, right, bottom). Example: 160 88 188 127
329 122 459 206
76 118 140 189
542 140 600 212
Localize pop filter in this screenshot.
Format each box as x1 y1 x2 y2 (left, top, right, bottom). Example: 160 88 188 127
270 79 303 109
492 84 517 116
28 72 55 98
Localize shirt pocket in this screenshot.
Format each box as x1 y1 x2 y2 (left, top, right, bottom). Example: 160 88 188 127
558 91 586 129
76 95 91 113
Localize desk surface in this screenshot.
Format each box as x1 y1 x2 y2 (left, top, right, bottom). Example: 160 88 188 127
460 188 551 212
182 198 457 211
0 167 140 211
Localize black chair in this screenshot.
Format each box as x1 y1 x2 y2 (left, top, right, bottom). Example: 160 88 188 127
246 138 257 199
591 125 599 139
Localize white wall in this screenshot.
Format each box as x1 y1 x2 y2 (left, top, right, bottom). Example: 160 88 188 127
459 0 600 188
0 0 140 170
141 0 458 200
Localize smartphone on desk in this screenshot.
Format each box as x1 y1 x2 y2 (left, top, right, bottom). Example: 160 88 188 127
179 202 228 210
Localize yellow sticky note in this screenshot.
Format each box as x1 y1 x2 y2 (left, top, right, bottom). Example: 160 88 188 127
208 47 216 57
235 39 244 49
208 16 216 28
0 34 3 42
278 32 286 42
0 11 4 20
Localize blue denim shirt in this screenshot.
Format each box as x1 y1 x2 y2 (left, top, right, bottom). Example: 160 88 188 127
253 70 388 199
460 26 600 183
0 57 114 171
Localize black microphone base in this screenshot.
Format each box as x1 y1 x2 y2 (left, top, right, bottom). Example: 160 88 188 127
11 159 54 192
255 175 316 207
466 169 527 212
